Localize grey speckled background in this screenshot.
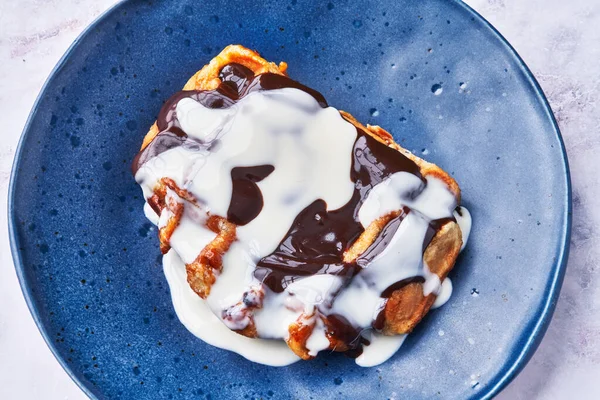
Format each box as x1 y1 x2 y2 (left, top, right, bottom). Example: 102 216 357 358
0 0 598 398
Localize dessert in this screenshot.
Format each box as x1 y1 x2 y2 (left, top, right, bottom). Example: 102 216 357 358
133 45 472 366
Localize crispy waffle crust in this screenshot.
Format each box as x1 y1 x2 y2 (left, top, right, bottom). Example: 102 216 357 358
139 45 463 359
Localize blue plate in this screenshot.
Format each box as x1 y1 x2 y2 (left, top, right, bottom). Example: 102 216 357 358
9 0 570 399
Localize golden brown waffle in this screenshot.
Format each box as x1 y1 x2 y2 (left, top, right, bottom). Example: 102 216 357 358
139 45 463 359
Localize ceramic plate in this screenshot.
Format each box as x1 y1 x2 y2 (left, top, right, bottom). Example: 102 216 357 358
9 0 570 399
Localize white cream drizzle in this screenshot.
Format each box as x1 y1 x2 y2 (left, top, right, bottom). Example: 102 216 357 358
143 202 160 225
454 206 472 252
163 249 299 366
136 87 472 367
305 317 330 357
356 333 407 367
432 278 453 309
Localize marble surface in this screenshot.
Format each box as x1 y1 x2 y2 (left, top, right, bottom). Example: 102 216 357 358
0 0 597 398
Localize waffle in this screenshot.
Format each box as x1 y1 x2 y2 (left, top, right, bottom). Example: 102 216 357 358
137 45 463 360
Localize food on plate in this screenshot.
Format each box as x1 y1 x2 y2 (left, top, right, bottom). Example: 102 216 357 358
133 45 472 366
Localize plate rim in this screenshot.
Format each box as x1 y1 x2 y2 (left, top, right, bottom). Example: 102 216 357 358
457 1 571 398
7 1 572 399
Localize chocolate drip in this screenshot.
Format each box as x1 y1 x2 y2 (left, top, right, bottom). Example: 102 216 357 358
423 217 456 252
454 205 463 217
218 63 254 95
380 276 427 299
255 199 361 292
326 314 370 356
227 165 275 225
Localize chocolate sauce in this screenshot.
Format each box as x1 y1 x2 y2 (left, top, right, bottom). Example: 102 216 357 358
227 165 274 225
380 276 427 299
454 205 463 217
218 63 254 95
326 314 370 355
254 199 361 291
423 217 456 252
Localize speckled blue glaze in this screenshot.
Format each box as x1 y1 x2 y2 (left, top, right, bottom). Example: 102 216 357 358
9 0 570 399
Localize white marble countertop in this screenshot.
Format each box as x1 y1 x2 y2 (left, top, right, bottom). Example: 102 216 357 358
0 0 598 398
